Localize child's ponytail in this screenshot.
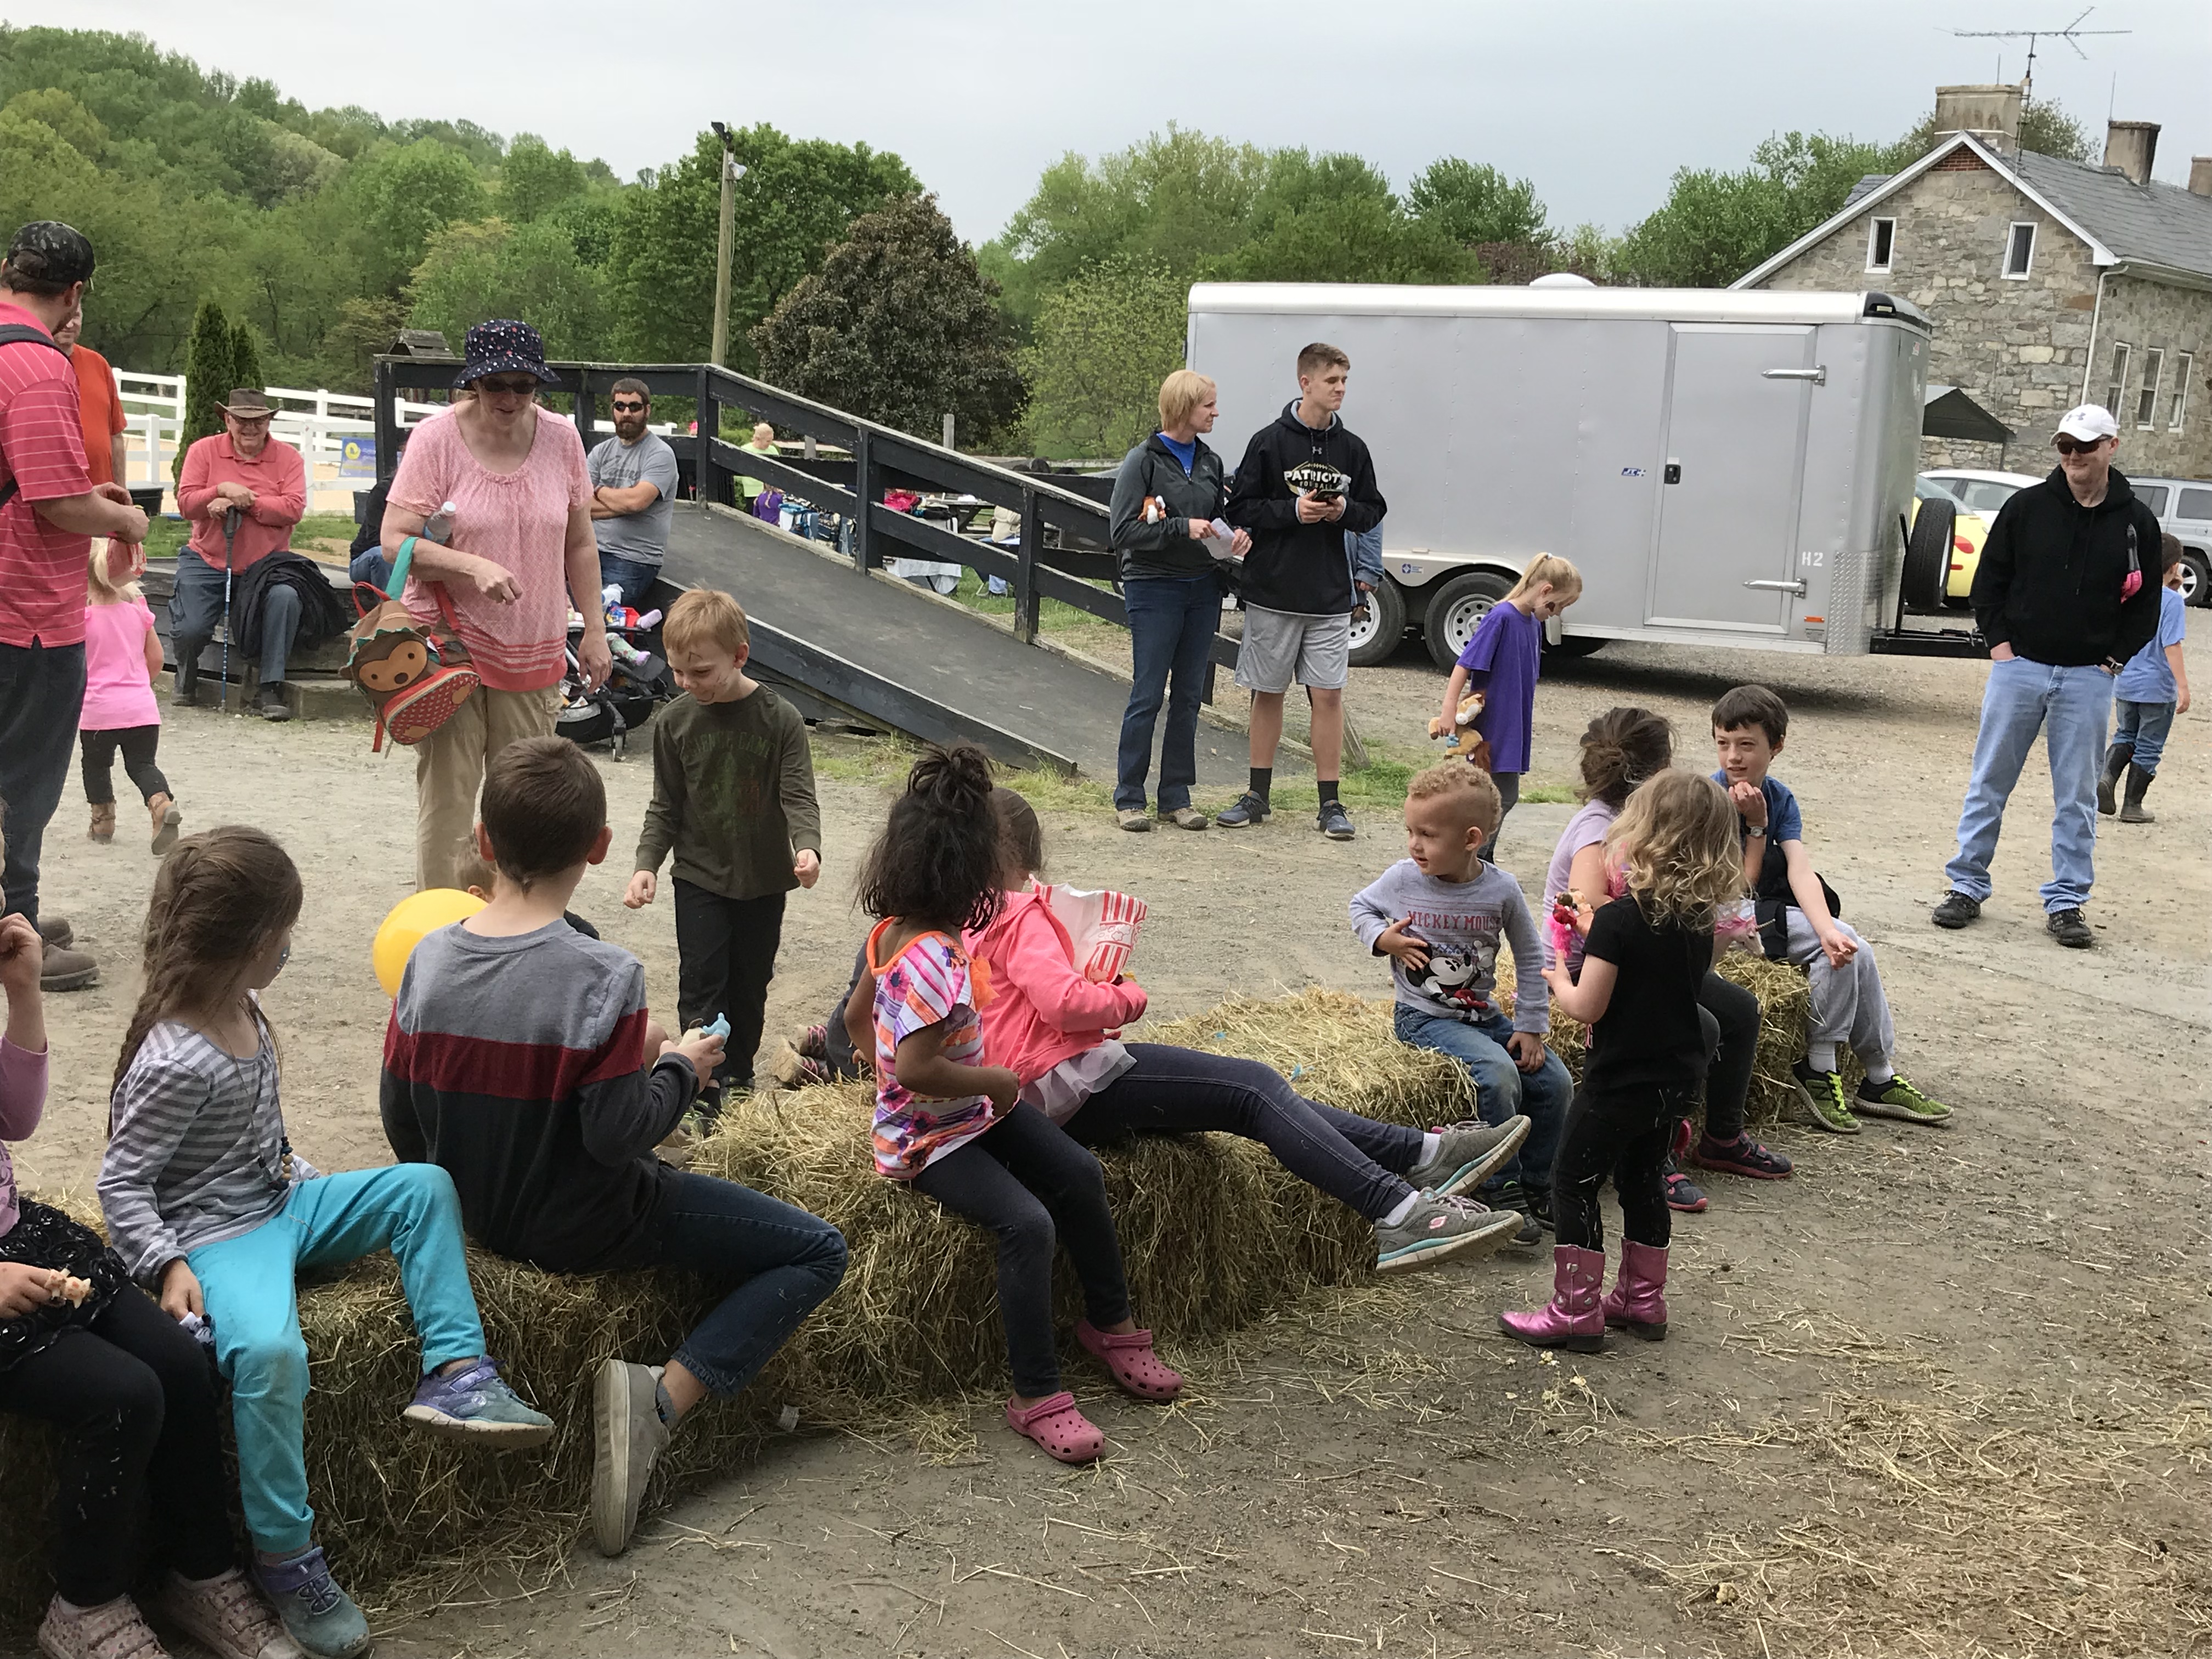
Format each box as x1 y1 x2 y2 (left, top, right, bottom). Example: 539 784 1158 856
858 744 1007 935
1577 707 1674 809
1505 551 1583 605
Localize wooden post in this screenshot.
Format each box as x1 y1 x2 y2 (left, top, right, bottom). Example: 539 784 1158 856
710 144 736 366
941 411 955 449
695 368 724 507
1015 487 1042 644
851 429 874 573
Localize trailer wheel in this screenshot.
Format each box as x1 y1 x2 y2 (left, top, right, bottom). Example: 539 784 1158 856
1423 570 1515 669
1347 577 1407 667
1901 498 1954 615
2178 547 2210 608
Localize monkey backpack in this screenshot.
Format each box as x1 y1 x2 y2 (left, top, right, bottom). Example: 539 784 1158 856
343 535 480 752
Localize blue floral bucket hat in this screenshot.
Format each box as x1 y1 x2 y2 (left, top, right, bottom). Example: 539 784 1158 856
453 319 562 390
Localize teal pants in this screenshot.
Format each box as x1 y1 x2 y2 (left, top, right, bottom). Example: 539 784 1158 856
186 1166 488 1554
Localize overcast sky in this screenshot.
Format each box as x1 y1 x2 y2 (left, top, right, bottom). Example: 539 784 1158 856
27 1 2212 241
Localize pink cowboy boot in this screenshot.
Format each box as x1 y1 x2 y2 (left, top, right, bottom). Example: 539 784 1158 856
1498 1244 1606 1352
1601 1238 1669 1341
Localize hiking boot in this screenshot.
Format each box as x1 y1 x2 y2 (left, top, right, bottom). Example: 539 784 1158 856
1854 1072 1952 1125
37 1594 168 1659
1405 1116 1529 1198
1691 1131 1793 1180
171 664 199 707
1498 1244 1606 1352
1116 808 1153 832
2046 907 2094 949
149 793 182 855
252 1548 368 1659
1662 1162 1708 1213
1215 791 1269 828
1374 1192 1523 1272
402 1356 554 1446
1930 890 1981 929
2119 763 2155 823
256 684 292 723
89 802 116 843
36 914 72 949
592 1358 671 1557
1317 800 1356 841
40 940 99 993
156 1566 303 1659
1158 805 1209 831
2097 744 2128 815
1791 1059 1860 1134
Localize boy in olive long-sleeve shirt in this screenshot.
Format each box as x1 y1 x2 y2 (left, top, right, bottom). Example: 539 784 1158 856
625 590 821 1101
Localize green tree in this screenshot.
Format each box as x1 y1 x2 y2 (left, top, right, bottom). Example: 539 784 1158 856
1406 158 1548 247
1020 256 1187 459
752 194 1025 442
406 217 611 359
346 137 490 292
227 313 264 398
608 124 918 368
175 297 233 478
1207 150 1477 284
499 133 586 223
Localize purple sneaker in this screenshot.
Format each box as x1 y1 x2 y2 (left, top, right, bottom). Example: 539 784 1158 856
253 1547 368 1659
1691 1132 1794 1181
402 1356 553 1447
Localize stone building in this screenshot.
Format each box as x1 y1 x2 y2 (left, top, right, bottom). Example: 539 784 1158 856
1733 84 2212 478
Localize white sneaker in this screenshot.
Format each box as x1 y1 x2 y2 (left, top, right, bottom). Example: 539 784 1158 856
155 1568 302 1659
592 1358 670 1557
37 1593 167 1659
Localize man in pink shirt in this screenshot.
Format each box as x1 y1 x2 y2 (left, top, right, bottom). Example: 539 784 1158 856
173 388 307 720
0 221 149 992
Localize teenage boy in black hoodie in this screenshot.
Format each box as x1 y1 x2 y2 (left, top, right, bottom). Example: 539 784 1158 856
1218 342 1386 840
1932 403 2163 950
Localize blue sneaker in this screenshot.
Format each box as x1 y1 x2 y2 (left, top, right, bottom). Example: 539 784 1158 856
253 1546 369 1659
402 1356 554 1446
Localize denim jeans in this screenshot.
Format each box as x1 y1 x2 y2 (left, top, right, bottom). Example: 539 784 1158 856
1116 574 1221 812
1391 1003 1571 1192
1066 1042 1421 1222
172 551 298 687
1944 655 2114 912
349 546 392 592
0 638 87 927
642 1171 847 1399
599 552 661 610
2113 698 2176 775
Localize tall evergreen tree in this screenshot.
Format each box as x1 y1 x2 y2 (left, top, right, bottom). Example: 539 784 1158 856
174 297 232 478
227 314 265 403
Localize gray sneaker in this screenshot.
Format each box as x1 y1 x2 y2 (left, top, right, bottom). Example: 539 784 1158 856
592 1358 671 1557
1405 1116 1530 1198
1374 1192 1524 1272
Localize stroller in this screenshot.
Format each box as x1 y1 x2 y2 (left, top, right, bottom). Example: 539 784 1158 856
556 620 675 760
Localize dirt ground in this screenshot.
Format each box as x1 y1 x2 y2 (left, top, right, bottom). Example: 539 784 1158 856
15 622 2209 1658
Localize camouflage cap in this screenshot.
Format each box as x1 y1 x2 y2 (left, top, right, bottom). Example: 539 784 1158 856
3 221 95 289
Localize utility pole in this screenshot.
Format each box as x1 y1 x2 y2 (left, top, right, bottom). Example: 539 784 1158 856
709 121 740 367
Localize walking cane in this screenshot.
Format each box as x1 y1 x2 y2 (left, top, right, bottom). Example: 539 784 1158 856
218 505 240 713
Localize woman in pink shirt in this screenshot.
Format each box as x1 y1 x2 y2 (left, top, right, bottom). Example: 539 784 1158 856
380 321 610 891
172 390 306 720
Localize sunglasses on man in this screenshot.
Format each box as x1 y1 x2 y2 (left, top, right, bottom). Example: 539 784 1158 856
611 398 647 413
2053 437 2107 456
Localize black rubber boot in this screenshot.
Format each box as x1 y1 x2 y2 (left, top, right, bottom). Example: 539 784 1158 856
2119 763 2155 823
2096 744 2129 815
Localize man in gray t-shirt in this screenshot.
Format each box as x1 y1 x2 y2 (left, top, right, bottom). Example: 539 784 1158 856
589 376 680 605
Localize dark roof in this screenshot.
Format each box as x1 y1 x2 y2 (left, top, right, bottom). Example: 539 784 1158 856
2011 150 2212 278
1842 173 1890 211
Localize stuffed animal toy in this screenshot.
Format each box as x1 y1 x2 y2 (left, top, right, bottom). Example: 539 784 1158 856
1427 689 1493 772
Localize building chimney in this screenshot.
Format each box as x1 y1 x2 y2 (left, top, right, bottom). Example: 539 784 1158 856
2104 121 2160 186
2188 156 2212 197
1933 83 2024 156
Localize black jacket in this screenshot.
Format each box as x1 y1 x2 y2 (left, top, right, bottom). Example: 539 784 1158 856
1224 401 1385 615
1971 466 2163 668
1108 433 1231 582
231 550 352 658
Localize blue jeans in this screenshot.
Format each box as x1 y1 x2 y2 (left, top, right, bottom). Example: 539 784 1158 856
1116 574 1221 812
1944 656 2114 912
2114 698 2176 775
643 1171 847 1398
348 546 392 592
0 638 85 927
1392 1004 1571 1193
172 551 297 687
186 1166 489 1554
599 552 661 610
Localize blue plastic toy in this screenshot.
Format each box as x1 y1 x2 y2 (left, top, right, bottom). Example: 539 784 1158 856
702 1013 730 1041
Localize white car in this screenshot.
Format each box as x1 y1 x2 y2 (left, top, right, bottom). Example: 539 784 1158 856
1919 467 2043 520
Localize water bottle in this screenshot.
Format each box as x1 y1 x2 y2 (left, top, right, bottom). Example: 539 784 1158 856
424 500 456 544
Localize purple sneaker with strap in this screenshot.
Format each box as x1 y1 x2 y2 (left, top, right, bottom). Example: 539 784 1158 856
251 1548 368 1659
402 1356 553 1446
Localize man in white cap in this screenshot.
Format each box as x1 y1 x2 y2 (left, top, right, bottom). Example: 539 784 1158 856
1932 404 2164 948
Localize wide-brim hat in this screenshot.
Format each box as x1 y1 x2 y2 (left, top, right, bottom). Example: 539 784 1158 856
218 389 274 417
453 319 562 390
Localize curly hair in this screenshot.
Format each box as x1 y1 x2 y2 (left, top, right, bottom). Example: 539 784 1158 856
1406 758 1502 835
1604 770 1743 934
1577 707 1674 809
857 744 1005 934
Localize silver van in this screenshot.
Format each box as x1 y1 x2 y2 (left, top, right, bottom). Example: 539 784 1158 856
2128 478 2212 606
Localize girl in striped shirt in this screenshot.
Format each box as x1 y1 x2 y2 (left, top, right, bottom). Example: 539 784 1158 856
844 746 1181 1464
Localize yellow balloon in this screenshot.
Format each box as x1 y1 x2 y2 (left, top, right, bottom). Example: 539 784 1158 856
373 888 486 996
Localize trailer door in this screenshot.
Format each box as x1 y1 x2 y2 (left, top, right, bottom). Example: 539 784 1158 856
1648 325 1815 634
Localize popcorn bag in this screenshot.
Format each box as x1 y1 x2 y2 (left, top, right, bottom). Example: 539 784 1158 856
1032 881 1148 982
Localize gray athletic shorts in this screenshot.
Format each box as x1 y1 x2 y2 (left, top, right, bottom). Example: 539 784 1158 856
1234 605 1350 693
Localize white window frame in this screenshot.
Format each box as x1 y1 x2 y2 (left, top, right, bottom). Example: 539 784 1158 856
2002 221 2036 279
1865 217 1896 274
2104 342 2132 420
2171 353 2194 432
2137 348 2165 430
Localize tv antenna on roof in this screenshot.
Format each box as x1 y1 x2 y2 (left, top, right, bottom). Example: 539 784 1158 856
1947 6 2130 94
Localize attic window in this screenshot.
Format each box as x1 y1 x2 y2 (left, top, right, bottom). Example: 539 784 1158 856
1866 218 1896 274
2002 223 2036 279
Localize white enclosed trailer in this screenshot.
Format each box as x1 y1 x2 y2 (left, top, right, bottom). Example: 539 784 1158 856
1186 282 1944 665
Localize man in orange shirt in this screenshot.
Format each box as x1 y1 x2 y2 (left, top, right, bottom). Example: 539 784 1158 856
53 311 126 487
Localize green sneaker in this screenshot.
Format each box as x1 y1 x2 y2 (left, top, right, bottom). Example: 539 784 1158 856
1854 1072 1951 1125
1791 1060 1861 1135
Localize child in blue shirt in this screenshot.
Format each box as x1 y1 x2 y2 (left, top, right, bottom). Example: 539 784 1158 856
2099 534 2191 824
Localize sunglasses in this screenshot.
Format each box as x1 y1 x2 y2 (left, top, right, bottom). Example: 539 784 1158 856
477 376 539 397
2054 437 2106 456
611 399 647 413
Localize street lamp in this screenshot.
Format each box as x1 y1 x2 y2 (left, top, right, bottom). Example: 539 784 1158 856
708 120 744 368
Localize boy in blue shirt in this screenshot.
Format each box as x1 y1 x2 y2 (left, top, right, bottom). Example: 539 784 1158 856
1712 685 1950 1135
2099 534 2191 825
